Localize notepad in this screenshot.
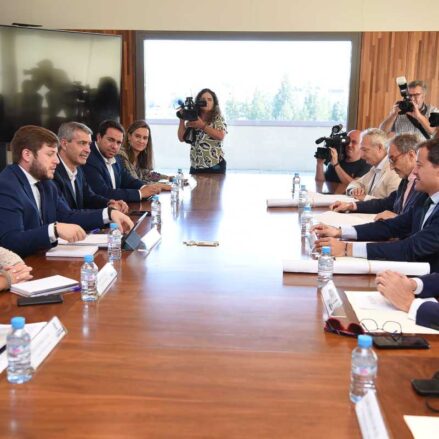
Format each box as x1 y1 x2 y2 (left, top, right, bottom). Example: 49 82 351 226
46 245 98 258
10 275 79 297
58 234 109 248
267 192 356 207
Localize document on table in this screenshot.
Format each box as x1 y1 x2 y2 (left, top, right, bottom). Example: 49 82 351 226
345 291 439 335
404 415 439 439
58 234 109 247
282 257 430 276
267 192 356 208
314 211 375 227
46 245 98 258
10 275 79 297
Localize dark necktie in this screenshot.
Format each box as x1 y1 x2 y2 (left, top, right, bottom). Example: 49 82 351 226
420 197 434 229
35 181 46 224
74 178 82 209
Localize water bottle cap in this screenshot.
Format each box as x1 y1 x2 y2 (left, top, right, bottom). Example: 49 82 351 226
294 172 299 176
304 205 311 212
300 185 306 190
84 254 94 263
321 246 331 255
178 168 182 172
152 195 159 201
358 334 373 348
110 223 118 230
11 316 25 329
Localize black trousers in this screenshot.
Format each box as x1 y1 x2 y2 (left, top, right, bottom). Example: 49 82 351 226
190 158 227 175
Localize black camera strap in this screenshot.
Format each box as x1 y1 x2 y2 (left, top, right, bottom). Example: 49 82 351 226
406 104 431 140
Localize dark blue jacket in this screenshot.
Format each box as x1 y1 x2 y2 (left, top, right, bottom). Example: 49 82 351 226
354 193 439 271
82 143 143 202
53 159 109 209
416 273 439 329
0 164 104 257
355 177 421 215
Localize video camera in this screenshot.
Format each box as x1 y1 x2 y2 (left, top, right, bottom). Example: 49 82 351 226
429 113 439 127
314 124 351 165
176 96 207 121
396 76 415 114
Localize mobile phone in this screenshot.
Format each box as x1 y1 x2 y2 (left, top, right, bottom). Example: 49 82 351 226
372 335 430 349
17 294 63 306
411 379 439 396
130 210 151 216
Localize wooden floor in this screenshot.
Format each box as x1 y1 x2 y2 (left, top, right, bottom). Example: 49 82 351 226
0 173 437 438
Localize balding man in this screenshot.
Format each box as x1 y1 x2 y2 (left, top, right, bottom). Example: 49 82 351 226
315 130 370 184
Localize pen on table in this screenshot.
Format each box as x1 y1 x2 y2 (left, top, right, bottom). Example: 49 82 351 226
0 345 5 355
89 228 101 234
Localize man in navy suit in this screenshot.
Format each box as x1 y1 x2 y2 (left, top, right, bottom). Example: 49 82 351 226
376 271 439 329
314 137 439 271
82 120 161 202
330 133 422 220
0 125 133 257
54 121 128 213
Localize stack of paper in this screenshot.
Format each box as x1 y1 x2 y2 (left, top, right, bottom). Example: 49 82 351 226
58 234 109 248
46 245 98 258
267 192 356 208
10 275 79 297
314 211 375 227
282 257 430 276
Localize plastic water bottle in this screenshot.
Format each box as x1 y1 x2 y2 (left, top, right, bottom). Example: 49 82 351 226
318 246 333 287
171 178 179 203
151 195 161 226
292 172 301 198
108 223 122 263
298 184 308 208
300 204 313 237
350 335 378 403
80 254 98 302
7 317 34 384
177 168 185 190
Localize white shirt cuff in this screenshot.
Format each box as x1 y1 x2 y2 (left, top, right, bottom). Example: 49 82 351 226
408 297 438 321
48 223 57 243
352 243 368 258
412 278 424 295
102 208 110 224
341 226 358 240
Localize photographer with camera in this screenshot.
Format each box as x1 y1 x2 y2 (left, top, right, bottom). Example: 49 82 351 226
379 79 438 139
315 129 370 184
177 88 227 174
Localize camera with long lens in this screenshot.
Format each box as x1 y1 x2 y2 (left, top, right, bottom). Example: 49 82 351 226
314 124 351 165
429 113 439 127
396 76 415 114
176 96 207 121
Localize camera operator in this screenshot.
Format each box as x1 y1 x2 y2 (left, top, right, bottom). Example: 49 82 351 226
315 130 370 184
379 80 438 139
177 88 227 174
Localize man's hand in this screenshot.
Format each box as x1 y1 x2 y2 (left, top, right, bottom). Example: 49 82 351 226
329 147 339 166
312 223 341 238
389 101 400 117
56 223 86 242
314 237 345 256
140 184 161 199
376 270 416 312
407 102 423 120
374 210 397 221
330 201 356 212
157 183 172 191
108 199 129 214
110 210 134 233
351 187 366 201
4 263 33 283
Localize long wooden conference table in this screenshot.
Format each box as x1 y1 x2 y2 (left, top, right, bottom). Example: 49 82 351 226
0 173 438 438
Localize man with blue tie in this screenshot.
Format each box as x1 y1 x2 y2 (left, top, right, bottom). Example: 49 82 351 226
330 133 422 220
0 125 133 257
314 137 439 271
376 271 439 330
54 121 128 213
83 120 161 202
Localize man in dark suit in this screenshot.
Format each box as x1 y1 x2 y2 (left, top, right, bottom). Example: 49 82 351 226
0 125 133 257
314 137 439 271
376 271 439 329
54 121 128 212
330 133 422 220
82 120 161 202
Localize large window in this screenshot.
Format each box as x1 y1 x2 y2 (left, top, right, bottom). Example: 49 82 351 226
137 33 360 172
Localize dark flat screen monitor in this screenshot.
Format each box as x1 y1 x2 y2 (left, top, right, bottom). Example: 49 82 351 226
0 25 122 142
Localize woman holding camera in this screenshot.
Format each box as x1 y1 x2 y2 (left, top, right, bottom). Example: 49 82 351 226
177 88 227 174
118 120 171 189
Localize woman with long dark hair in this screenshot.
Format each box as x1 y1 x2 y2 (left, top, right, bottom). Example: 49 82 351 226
177 88 227 174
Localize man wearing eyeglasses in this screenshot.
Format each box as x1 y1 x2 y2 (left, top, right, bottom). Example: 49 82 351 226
330 133 423 220
376 271 439 330
83 120 161 202
379 80 438 140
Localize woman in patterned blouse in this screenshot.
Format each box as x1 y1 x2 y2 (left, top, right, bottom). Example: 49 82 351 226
177 88 227 174
118 120 171 190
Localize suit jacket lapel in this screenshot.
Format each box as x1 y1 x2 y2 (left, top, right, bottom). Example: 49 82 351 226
12 165 40 215
56 162 78 208
92 142 113 188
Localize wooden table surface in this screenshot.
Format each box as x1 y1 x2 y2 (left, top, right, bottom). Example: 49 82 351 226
0 173 437 439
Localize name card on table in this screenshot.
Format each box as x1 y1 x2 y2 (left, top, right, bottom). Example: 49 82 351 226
140 227 161 252
321 281 343 317
355 391 390 439
97 263 117 297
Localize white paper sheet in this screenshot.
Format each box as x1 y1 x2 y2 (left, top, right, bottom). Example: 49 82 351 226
46 245 98 258
58 234 109 247
282 257 430 276
314 211 375 227
267 192 356 208
404 415 439 439
345 291 439 335
10 275 79 297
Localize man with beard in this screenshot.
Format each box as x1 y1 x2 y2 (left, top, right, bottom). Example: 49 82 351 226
0 125 133 257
